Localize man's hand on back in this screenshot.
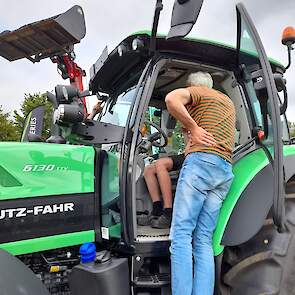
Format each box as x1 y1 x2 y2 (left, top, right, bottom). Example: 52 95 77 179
188 126 216 147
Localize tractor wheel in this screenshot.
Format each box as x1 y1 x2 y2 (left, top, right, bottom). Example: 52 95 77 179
222 193 295 295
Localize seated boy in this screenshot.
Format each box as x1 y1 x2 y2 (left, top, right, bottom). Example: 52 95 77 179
142 153 185 228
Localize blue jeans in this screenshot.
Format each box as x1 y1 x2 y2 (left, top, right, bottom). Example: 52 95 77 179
170 152 234 295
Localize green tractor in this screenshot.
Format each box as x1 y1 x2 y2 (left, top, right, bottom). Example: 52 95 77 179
0 1 295 294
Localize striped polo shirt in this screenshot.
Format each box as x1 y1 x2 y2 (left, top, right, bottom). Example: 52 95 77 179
185 86 236 163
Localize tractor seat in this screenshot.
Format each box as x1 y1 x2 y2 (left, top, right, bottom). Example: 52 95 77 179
169 169 180 192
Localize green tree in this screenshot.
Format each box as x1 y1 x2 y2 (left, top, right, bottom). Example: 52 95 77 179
0 105 18 141
172 121 185 153
14 93 53 141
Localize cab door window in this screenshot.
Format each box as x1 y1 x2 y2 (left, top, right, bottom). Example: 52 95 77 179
239 17 274 146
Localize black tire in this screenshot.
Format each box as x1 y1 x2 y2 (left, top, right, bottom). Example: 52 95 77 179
222 193 295 295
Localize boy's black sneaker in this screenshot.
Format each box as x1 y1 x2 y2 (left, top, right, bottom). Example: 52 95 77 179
137 212 158 226
151 213 172 229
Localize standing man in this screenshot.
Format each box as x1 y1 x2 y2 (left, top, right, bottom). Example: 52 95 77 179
165 72 235 295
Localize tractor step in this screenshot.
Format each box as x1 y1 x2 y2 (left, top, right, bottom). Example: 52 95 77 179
136 226 170 242
133 273 170 288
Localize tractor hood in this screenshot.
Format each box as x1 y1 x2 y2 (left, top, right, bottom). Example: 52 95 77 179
0 142 94 199
0 142 96 254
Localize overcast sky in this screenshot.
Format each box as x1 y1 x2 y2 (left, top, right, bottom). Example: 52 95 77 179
0 0 294 120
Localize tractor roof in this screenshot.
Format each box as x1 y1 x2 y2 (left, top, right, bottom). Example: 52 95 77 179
90 31 285 94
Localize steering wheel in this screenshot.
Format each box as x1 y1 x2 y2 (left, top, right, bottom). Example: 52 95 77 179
139 121 168 153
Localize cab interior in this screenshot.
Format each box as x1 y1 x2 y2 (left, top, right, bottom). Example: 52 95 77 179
134 60 252 242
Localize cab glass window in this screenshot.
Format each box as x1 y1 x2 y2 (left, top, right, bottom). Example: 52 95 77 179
99 76 142 239
239 17 274 146
100 86 138 127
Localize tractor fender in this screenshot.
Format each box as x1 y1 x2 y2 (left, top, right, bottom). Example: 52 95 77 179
220 163 273 246
213 146 295 256
213 148 271 255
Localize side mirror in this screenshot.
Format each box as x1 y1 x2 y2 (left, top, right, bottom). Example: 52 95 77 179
167 0 204 40
21 106 45 142
281 26 295 70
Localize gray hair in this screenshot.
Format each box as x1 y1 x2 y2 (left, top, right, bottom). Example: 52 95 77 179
186 72 213 88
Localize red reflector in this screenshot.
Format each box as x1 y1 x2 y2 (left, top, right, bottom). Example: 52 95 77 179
258 130 265 141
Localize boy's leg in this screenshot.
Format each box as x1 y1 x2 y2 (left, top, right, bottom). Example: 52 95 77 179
143 163 162 217
151 157 174 228
155 157 173 208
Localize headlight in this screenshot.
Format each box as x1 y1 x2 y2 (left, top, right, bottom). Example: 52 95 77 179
54 104 85 124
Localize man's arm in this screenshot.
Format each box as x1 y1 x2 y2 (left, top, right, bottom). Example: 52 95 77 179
87 101 104 120
165 89 196 131
165 88 216 146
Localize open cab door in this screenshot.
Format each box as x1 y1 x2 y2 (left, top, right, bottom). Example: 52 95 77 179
236 3 285 231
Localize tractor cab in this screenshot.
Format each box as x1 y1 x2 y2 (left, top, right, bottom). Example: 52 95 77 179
79 29 287 244
65 3 295 293
47 2 295 294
